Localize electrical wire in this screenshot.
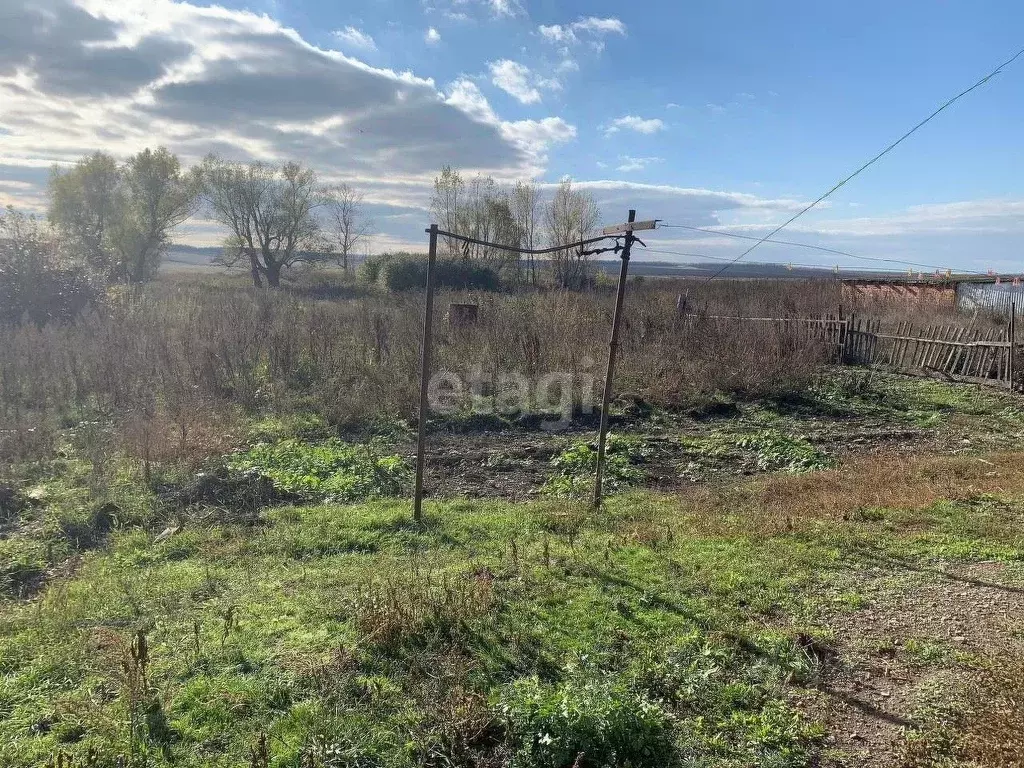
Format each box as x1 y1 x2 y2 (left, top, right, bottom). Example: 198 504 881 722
644 246 995 279
428 227 614 255
693 45 1024 285
658 223 990 275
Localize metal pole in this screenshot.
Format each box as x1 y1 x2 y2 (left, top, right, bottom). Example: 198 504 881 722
413 224 439 522
1010 301 1017 392
594 210 636 508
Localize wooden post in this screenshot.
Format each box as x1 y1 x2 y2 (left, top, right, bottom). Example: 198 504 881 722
1010 302 1017 392
594 210 636 509
413 224 439 522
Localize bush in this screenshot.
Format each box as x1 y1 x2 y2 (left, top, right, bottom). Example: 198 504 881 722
0 208 101 325
497 674 674 768
366 253 502 292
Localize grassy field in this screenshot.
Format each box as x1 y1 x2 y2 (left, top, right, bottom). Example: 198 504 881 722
2 367 1023 768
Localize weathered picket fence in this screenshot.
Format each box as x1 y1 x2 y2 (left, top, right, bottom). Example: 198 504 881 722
680 312 1020 391
843 316 1018 390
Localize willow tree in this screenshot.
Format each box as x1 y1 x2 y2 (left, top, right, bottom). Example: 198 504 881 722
201 156 328 288
48 148 198 283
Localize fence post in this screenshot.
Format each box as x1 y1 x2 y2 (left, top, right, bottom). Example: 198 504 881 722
1011 301 1017 392
413 224 439 523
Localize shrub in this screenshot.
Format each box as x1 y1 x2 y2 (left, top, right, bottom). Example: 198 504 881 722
497 674 674 768
368 253 502 292
0 208 101 325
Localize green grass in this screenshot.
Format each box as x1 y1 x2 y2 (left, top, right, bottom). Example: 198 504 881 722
2 370 1024 766
2 479 1023 766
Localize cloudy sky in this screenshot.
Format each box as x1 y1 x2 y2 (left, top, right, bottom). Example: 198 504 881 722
1 0 1023 273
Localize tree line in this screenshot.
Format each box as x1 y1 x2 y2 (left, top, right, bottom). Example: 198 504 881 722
2 148 603 295
430 166 601 289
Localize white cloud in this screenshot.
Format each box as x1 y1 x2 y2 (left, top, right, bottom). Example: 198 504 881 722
488 59 560 104
425 27 441 44
503 116 577 149
489 59 541 104
538 16 626 45
0 0 575 223
604 115 666 136
332 26 376 51
616 155 662 172
798 200 1024 238
446 79 575 158
573 17 626 35
538 24 570 43
433 0 521 20
487 0 523 17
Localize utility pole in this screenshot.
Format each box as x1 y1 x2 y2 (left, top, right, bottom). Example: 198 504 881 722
413 224 439 522
593 212 656 508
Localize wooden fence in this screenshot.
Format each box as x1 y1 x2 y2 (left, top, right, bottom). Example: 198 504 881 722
679 314 848 362
844 316 1018 390
681 313 1020 391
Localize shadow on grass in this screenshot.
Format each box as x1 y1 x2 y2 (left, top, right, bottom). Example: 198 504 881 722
845 541 1024 595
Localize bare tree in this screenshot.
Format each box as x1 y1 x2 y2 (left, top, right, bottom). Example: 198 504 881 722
511 180 541 285
545 179 601 289
201 156 328 288
430 165 463 257
325 183 371 272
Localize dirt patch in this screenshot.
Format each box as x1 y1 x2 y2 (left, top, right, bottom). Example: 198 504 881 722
811 561 1024 767
407 407 989 501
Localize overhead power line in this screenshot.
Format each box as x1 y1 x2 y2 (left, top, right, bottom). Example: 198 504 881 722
659 223 989 275
645 246 968 276
694 45 1024 285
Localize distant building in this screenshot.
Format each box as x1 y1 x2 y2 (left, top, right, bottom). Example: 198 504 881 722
841 275 1024 317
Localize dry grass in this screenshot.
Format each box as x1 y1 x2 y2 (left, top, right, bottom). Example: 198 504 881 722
959 658 1024 767
669 451 1024 537
349 562 496 650
0 276 843 467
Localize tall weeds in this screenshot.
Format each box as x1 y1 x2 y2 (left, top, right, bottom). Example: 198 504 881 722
0 276 843 465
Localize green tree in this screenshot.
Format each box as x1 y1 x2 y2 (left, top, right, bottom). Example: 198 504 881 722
48 151 122 275
48 148 198 283
115 148 201 283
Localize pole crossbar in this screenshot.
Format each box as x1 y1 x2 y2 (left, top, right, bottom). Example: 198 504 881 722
427 228 616 256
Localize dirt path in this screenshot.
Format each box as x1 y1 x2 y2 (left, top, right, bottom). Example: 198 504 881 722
812 560 1024 766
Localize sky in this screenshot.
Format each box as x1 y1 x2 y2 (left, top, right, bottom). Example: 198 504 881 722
1 0 1023 273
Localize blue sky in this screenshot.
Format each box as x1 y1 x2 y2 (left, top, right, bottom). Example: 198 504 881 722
1 0 1023 272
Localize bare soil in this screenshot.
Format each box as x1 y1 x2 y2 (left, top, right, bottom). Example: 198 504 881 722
811 560 1024 766
408 406 1012 501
